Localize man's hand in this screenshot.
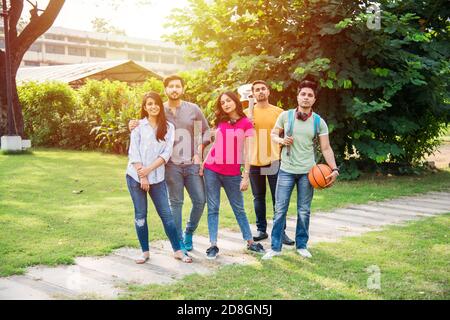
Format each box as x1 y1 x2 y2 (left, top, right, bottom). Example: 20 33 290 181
199 164 204 177
283 136 294 146
192 154 201 165
140 177 150 192
128 120 139 132
324 171 339 187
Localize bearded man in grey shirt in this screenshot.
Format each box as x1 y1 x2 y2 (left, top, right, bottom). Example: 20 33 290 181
129 75 210 253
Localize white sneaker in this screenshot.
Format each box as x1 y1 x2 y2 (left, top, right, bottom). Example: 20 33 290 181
297 249 312 258
262 249 281 260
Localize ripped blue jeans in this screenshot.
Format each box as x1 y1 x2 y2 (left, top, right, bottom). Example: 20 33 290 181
126 175 181 253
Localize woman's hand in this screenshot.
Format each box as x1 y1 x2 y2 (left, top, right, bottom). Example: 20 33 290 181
137 166 151 179
140 177 150 192
240 174 250 191
199 164 204 177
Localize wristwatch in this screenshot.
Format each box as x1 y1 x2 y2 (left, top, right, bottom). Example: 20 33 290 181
332 168 339 175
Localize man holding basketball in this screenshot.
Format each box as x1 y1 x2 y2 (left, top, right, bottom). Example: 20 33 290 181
242 80 295 245
262 79 339 260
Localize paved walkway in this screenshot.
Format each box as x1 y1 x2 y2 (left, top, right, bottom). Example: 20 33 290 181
426 141 450 169
1 191 449 300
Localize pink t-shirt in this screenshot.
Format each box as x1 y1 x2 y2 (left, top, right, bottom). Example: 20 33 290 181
204 117 254 176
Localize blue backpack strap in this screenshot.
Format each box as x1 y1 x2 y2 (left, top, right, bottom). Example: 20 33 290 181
313 112 321 139
312 112 322 162
285 109 296 157
287 109 295 136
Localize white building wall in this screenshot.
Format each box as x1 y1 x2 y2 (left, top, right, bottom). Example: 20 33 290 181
1 26 203 75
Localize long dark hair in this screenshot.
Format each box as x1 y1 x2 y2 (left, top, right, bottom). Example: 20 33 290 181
140 91 168 142
214 91 247 126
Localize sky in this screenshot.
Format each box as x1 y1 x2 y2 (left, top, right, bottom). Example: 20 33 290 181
22 0 190 40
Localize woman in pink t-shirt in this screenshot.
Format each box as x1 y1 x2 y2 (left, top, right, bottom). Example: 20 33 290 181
201 91 266 259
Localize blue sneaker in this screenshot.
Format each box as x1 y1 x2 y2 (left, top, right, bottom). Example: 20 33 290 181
206 246 219 260
183 232 193 251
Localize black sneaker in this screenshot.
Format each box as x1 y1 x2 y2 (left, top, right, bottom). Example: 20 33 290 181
282 233 295 246
206 246 219 259
253 231 269 241
247 242 265 254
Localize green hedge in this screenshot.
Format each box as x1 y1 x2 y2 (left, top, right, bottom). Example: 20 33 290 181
18 75 216 155
18 79 162 153
19 81 78 147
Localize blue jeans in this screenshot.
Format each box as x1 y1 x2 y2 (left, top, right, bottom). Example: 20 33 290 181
126 175 181 253
203 168 253 244
271 169 314 251
249 161 284 233
165 162 206 240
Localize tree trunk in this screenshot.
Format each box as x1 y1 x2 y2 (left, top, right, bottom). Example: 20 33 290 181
0 51 7 137
0 58 23 137
0 0 65 138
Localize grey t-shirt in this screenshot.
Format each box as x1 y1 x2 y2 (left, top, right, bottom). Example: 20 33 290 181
164 101 211 164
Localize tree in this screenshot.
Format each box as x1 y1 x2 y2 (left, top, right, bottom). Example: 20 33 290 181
166 0 449 176
91 17 126 36
0 0 157 138
0 0 65 138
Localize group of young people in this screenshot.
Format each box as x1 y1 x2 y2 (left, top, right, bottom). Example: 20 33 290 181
126 75 339 264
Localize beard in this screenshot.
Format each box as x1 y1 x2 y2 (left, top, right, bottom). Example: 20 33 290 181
256 94 268 102
168 92 181 100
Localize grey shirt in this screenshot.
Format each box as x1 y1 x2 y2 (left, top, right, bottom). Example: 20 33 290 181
164 100 211 164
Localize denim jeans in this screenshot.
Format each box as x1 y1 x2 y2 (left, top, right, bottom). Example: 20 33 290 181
126 175 181 253
271 169 314 251
249 161 286 233
165 162 206 240
203 168 253 244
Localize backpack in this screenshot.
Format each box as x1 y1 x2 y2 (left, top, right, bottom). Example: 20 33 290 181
284 109 322 162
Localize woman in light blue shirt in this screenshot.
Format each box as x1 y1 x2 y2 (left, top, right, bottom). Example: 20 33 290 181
126 91 192 264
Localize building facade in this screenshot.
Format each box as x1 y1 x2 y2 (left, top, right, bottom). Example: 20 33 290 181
0 26 200 75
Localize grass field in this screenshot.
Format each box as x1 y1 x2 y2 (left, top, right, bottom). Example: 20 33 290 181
0 148 449 277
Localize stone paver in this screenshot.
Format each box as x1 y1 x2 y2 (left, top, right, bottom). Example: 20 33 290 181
0 277 54 300
1 191 448 300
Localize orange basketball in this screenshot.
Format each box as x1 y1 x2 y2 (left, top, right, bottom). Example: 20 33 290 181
308 164 333 189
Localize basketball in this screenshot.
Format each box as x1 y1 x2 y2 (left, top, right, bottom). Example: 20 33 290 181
308 164 333 189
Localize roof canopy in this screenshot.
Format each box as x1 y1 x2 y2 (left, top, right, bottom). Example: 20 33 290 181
17 60 162 87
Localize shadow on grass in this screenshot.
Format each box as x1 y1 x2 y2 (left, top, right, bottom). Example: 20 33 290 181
1 150 34 156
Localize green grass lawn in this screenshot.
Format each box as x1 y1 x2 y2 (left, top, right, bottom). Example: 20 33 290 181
123 214 450 300
0 148 449 277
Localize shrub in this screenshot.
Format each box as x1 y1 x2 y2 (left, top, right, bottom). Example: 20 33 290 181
19 81 77 147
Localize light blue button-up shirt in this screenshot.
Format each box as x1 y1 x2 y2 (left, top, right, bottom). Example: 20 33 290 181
126 118 175 184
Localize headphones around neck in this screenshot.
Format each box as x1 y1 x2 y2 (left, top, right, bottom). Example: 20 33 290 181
296 110 313 121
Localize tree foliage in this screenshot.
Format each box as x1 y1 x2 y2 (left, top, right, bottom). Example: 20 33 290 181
166 0 450 176
91 18 126 36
